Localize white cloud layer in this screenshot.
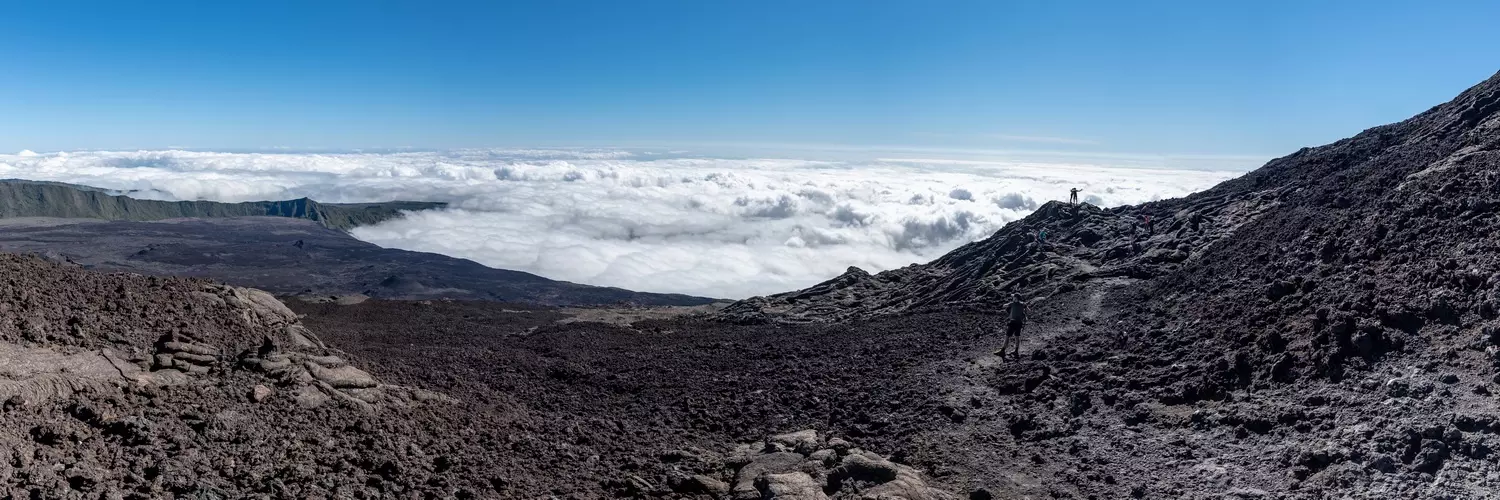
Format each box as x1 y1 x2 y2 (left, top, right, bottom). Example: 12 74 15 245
0 148 1243 298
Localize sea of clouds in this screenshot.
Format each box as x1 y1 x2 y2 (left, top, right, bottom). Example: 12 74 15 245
0 148 1249 298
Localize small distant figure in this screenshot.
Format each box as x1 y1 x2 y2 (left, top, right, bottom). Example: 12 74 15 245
293 239 305 249
999 294 1027 359
1036 228 1048 244
1069 188 1080 205
1141 214 1154 235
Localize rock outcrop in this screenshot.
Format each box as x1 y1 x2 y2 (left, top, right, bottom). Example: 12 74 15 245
653 430 958 500
0 253 450 497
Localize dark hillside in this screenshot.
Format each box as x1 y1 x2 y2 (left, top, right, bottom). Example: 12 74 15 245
711 70 1500 498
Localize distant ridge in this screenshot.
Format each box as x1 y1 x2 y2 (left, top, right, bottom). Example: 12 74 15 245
0 179 445 231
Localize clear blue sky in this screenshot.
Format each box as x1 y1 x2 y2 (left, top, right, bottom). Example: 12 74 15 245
1 0 1497 157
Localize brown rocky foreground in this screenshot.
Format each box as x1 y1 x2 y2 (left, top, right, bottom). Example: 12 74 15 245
0 250 973 498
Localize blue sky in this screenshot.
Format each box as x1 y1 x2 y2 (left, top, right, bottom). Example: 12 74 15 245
1 0 1497 157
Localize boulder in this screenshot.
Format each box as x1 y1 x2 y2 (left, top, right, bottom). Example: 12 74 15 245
1386 378 1410 398
162 342 218 357
732 452 805 500
217 285 298 329
863 473 961 500
1366 455 1398 474
304 354 348 367
305 363 378 389
827 452 959 500
250 385 273 403
754 472 827 500
1414 440 1449 473
285 325 325 349
172 352 217 365
293 385 330 409
256 358 293 372
829 453 900 488
670 474 730 495
768 429 819 454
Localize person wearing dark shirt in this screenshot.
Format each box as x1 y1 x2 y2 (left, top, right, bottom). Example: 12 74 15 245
999 294 1027 359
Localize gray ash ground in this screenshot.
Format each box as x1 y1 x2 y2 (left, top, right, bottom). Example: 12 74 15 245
4 72 1500 499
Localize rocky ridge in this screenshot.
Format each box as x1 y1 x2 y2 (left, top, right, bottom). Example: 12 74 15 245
721 193 1281 324
0 179 444 231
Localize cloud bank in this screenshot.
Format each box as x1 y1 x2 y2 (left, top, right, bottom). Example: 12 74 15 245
0 148 1242 298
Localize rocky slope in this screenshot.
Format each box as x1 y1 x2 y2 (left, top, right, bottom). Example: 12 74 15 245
705 70 1500 498
726 71 1500 326
294 296 985 499
0 252 725 499
0 179 443 231
0 253 483 498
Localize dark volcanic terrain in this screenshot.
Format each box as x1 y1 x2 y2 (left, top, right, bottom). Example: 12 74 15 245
4 71 1500 500
0 217 712 306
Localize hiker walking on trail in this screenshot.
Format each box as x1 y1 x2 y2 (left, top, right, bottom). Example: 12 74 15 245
999 294 1027 359
1069 188 1079 205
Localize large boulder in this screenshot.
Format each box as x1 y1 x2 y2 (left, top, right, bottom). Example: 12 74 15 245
755 472 828 500
733 452 806 499
216 285 299 330
768 429 820 454
706 433 960 500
